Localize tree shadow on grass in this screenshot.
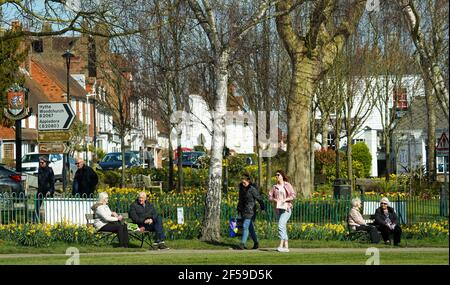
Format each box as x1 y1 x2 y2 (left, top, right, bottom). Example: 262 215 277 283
204 240 239 249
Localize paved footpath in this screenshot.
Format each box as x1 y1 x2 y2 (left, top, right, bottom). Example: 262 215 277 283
0 247 447 259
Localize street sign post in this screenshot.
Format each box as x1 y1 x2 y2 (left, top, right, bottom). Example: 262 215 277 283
39 143 69 154
38 131 72 142
38 103 75 131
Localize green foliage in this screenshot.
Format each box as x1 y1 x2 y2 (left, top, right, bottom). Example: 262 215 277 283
227 155 246 175
0 30 27 126
352 142 372 177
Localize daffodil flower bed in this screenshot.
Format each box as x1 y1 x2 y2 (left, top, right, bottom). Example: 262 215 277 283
0 222 97 247
0 220 447 247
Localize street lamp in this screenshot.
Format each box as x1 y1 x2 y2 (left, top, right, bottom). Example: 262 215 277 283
86 91 96 166
62 50 75 194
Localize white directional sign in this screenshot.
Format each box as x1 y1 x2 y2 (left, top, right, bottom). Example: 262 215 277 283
38 103 75 131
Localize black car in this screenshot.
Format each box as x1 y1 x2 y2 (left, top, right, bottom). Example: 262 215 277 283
0 164 24 194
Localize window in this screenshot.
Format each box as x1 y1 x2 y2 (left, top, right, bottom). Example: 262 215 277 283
393 87 408 110
437 156 449 173
32 39 43 53
327 133 336 149
352 138 365 144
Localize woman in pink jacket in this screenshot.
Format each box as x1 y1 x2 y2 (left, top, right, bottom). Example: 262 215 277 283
268 170 296 252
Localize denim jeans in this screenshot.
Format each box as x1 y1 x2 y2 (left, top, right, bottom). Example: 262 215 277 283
277 209 292 240
241 218 258 245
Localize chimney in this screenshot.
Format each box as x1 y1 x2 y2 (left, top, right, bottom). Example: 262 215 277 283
11 20 22 32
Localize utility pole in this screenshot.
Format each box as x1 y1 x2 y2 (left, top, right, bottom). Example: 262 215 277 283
62 50 75 193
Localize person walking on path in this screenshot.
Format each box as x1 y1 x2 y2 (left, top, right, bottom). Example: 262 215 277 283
35 156 55 222
268 170 296 253
72 158 98 196
235 174 265 250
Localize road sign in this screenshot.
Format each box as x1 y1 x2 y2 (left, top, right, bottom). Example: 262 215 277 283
38 131 72 142
38 103 75 131
38 143 69 154
436 132 449 157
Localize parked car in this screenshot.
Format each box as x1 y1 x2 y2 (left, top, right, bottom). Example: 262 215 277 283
96 152 140 171
173 151 205 168
0 164 24 194
21 152 77 181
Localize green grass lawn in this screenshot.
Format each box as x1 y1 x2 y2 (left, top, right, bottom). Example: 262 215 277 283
0 238 448 254
0 249 447 265
0 238 448 265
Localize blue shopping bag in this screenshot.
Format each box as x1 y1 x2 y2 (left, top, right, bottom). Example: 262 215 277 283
229 217 243 237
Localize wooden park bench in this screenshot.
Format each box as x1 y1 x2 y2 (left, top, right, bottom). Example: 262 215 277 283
130 174 163 194
142 175 163 194
85 213 156 248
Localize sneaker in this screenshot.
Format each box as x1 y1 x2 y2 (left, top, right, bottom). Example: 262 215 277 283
234 244 246 250
158 242 169 250
252 243 259 250
277 247 289 253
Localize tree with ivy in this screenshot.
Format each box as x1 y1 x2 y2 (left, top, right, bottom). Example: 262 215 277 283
0 30 27 126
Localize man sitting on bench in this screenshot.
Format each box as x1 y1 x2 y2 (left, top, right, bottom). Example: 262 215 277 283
348 198 380 244
129 192 169 250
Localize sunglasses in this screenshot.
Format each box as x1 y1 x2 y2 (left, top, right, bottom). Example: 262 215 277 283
380 202 388 205
275 174 281 177
75 162 81 165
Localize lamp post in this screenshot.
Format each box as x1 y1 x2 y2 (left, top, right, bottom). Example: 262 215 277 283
86 92 96 166
62 50 75 194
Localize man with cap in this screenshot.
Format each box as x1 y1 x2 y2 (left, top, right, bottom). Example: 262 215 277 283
373 197 402 246
35 156 55 222
72 158 98 197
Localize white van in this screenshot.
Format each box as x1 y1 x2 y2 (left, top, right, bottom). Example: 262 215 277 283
21 153 77 181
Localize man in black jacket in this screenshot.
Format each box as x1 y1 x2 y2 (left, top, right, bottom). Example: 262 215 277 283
373 197 402 246
129 192 168 249
236 174 265 250
72 158 98 196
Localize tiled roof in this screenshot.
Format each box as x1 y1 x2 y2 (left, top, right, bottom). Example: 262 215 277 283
32 57 87 100
395 96 449 131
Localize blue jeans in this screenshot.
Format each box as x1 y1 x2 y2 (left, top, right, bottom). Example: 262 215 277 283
277 209 292 240
241 218 258 245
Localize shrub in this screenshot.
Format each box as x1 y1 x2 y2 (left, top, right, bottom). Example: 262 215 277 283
352 142 372 177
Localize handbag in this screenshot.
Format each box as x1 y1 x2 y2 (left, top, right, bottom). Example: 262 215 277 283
229 217 243 237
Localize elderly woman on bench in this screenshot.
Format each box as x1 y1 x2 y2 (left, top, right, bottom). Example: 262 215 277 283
91 192 129 248
348 198 380 244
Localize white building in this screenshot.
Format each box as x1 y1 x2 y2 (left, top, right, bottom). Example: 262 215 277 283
315 75 425 177
170 94 255 154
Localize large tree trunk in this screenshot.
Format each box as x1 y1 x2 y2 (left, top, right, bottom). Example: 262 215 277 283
400 0 449 120
201 52 229 242
256 111 263 189
286 60 318 198
424 78 436 182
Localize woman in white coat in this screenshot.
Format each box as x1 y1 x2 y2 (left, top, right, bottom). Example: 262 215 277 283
91 192 129 247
